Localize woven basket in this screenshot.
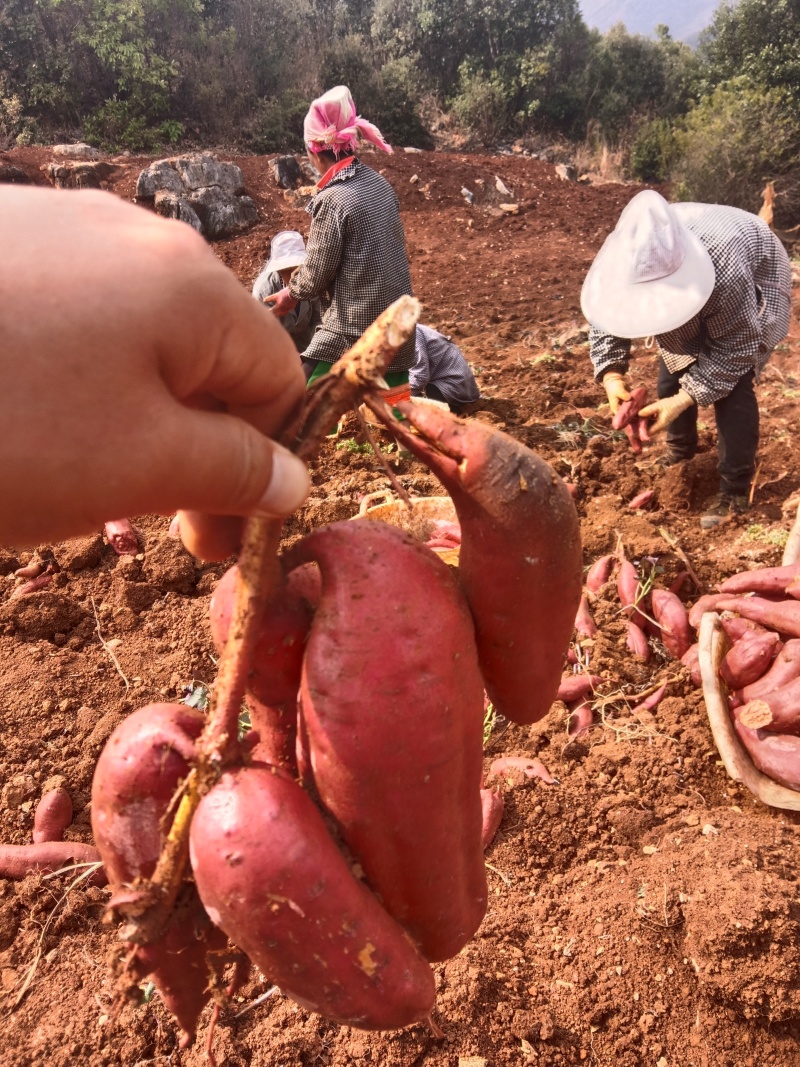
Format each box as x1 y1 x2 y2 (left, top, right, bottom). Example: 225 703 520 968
354 491 460 565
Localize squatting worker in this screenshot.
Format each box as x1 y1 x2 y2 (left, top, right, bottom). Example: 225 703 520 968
264 85 415 399
581 189 792 530
252 230 320 351
411 325 481 413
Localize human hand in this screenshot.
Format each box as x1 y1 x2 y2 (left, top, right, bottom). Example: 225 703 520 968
639 389 695 435
0 186 309 560
263 287 299 318
602 371 631 416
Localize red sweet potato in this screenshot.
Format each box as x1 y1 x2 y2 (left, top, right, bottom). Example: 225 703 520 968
688 593 741 630
567 700 594 736
720 629 782 690
209 563 317 769
91 703 227 1043
585 554 616 593
0 841 105 882
739 639 800 704
617 556 647 630
389 402 583 725
574 593 597 637
556 673 601 704
626 620 651 660
33 787 72 844
714 597 800 638
651 588 693 659
489 756 558 784
717 561 800 596
681 643 701 688
611 386 648 430
104 519 140 556
10 571 53 598
631 682 667 714
480 788 504 849
628 489 655 510
731 707 800 791
190 764 436 1030
719 615 768 642
286 521 487 963
737 677 800 734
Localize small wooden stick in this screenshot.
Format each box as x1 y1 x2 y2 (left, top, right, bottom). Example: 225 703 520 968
657 526 702 592
698 611 800 811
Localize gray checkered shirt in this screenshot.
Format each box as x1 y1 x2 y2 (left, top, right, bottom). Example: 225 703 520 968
589 203 793 407
288 160 415 372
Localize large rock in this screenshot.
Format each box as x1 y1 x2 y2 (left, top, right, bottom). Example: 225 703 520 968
153 190 202 232
0 164 31 185
42 160 118 189
135 152 257 238
188 187 258 239
271 155 303 189
52 143 99 160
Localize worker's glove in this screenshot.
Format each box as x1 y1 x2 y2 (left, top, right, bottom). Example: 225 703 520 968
263 287 298 318
639 389 695 435
602 371 631 416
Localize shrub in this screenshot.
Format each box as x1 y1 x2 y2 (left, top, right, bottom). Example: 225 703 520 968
629 117 677 182
242 90 308 154
451 61 514 145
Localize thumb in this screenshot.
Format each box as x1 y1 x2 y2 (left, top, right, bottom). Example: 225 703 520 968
157 405 311 518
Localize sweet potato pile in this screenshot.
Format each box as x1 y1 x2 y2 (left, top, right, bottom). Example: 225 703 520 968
86 402 582 1046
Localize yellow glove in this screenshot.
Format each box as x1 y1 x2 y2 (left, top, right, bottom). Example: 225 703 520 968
602 371 631 416
639 389 695 435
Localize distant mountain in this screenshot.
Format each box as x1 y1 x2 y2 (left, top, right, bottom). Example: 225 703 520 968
578 0 719 43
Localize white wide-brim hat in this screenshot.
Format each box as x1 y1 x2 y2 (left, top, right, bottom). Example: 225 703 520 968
580 190 715 338
265 230 307 275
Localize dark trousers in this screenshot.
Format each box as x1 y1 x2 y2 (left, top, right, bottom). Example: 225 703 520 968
657 360 759 496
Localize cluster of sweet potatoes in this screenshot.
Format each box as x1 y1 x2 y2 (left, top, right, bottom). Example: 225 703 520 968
87 403 582 1044
679 562 800 793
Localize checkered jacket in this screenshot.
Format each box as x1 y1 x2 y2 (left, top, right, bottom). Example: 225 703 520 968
589 203 793 407
410 325 481 405
288 160 415 371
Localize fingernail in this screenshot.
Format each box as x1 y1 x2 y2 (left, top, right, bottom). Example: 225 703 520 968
256 445 310 517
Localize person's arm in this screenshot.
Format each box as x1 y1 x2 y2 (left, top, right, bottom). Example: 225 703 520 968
0 186 310 560
589 327 632 381
288 198 345 303
678 267 763 407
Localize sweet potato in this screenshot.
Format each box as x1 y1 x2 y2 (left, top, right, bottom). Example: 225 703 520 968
626 620 651 660
91 703 226 1043
209 563 317 769
574 593 597 637
631 682 667 714
585 554 616 594
286 521 487 963
617 556 647 630
738 677 800 734
388 402 582 725
567 700 594 736
628 489 655 510
556 673 601 704
0 841 105 882
611 386 648 430
720 629 782 690
480 788 504 849
732 708 800 791
689 593 741 630
714 597 800 638
33 787 72 844
190 764 436 1030
739 639 800 704
681 643 702 688
104 518 140 556
719 615 768 642
489 756 558 784
717 561 800 596
651 588 693 659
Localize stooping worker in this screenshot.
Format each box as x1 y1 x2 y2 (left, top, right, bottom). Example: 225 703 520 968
252 230 320 351
581 189 792 530
265 85 415 398
0 185 310 559
411 325 481 413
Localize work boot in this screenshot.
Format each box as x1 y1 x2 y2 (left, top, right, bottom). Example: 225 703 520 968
700 493 750 530
655 447 691 470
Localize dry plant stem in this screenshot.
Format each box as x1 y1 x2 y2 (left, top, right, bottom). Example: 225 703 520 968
657 526 703 592
115 296 421 948
698 611 800 811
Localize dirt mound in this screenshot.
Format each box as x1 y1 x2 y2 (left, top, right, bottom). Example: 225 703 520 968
1 143 800 1067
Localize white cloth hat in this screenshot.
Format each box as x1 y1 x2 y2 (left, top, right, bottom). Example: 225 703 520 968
265 230 307 275
580 190 715 338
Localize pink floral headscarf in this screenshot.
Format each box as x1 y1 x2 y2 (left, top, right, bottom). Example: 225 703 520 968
303 85 392 156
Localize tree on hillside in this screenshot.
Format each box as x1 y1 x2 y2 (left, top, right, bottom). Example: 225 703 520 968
699 0 800 100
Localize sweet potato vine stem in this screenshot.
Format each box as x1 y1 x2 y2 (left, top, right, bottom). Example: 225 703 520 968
112 296 421 948
698 611 800 811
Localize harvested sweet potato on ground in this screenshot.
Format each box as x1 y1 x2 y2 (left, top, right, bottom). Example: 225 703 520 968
190 764 436 1030
0 841 105 882
285 520 487 963
720 629 781 690
739 639 800 704
651 589 693 659
387 402 582 725
32 787 72 844
732 707 800 791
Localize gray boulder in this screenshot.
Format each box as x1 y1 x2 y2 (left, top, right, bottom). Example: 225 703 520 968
52 143 99 160
153 190 203 232
135 152 256 238
188 188 258 239
173 152 244 195
136 160 184 199
271 155 303 189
